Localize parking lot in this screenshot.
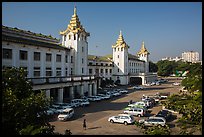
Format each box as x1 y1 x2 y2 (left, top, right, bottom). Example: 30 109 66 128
50 77 182 135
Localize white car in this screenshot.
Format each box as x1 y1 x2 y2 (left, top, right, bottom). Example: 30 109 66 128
58 108 74 121
172 82 180 86
108 114 135 125
119 89 128 94
139 116 166 127
124 108 146 117
133 85 144 90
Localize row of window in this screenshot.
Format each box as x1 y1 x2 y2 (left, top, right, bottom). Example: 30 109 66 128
64 34 87 41
114 47 124 52
2 48 68 63
89 68 112 74
88 62 112 66
129 62 142 67
129 69 143 73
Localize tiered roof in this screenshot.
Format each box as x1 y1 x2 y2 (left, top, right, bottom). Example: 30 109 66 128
137 41 150 55
60 6 90 36
112 31 129 48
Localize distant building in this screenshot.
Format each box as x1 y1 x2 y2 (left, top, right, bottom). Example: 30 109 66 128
182 51 199 63
161 56 182 62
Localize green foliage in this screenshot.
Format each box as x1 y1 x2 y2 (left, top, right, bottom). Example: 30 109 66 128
2 67 55 135
144 125 170 135
149 61 158 72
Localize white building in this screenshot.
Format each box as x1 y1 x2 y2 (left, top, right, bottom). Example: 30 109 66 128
2 6 157 103
182 51 199 63
2 7 98 103
161 56 182 62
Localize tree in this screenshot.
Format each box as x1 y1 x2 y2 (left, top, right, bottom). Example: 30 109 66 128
2 67 56 135
149 61 158 72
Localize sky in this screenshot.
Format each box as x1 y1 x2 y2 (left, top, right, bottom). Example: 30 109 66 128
2 2 202 62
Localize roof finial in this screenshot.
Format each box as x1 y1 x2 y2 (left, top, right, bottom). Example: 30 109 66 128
74 5 77 15
120 30 122 36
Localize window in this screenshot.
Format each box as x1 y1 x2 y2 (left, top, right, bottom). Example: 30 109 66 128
89 69 92 74
85 36 87 41
118 69 119 72
118 55 119 58
56 68 61 76
96 63 98 66
74 34 76 40
65 55 68 63
118 48 120 51
69 35 71 40
114 48 116 52
101 69 103 73
82 58 84 64
46 67 52 76
101 63 103 66
82 47 84 52
3 48 12 59
65 68 68 76
20 50 27 60
89 62 93 65
34 67 40 77
56 54 61 62
64 35 66 41
121 47 123 51
105 69 108 74
71 56 73 63
46 53 52 62
34 52 40 61
82 68 84 74
105 64 108 66
118 62 119 66
71 68 73 75
110 69 112 74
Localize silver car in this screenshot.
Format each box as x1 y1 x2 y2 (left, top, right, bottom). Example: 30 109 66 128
139 116 166 127
108 114 135 125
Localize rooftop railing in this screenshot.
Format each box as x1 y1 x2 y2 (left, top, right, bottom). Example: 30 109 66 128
27 75 98 85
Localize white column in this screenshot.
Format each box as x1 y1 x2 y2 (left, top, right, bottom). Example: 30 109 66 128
70 86 74 99
40 51 45 77
81 84 84 97
93 83 97 95
88 84 92 96
58 88 64 103
28 50 33 78
45 89 50 98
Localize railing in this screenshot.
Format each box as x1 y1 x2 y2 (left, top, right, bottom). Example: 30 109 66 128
27 75 98 85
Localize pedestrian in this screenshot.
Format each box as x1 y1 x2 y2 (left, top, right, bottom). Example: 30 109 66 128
83 119 87 130
64 129 72 135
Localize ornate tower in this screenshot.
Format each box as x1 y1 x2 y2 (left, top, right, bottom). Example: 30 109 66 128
137 41 150 73
60 6 90 75
112 31 129 85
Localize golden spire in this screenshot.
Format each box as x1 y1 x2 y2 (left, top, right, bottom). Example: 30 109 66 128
60 6 90 36
137 41 150 55
112 30 129 48
74 6 77 16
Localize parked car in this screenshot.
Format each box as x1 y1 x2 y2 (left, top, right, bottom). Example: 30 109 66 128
119 89 128 94
70 99 81 107
108 114 135 125
112 91 121 97
139 116 166 127
133 85 144 90
158 92 170 99
50 105 65 113
58 108 74 121
97 94 111 99
124 108 146 117
172 82 180 86
54 103 72 109
155 109 172 121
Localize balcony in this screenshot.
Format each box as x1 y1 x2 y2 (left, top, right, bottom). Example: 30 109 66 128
27 75 97 85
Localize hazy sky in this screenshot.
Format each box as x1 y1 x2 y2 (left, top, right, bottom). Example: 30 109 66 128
2 2 202 62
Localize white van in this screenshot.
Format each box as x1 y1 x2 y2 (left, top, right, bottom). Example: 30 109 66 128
58 108 74 121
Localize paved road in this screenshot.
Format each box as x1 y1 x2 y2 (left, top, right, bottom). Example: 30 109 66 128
50 77 182 135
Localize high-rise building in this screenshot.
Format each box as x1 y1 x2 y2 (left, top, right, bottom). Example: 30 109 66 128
182 51 199 63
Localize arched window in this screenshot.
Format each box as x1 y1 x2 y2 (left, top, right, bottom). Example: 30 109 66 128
121 47 123 51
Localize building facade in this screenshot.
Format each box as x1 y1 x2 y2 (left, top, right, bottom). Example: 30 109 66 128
182 51 199 63
2 7 157 103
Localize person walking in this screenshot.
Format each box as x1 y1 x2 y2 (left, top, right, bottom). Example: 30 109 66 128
83 119 87 130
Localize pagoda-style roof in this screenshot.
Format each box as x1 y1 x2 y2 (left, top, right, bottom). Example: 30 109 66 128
59 6 90 36
2 25 69 50
112 31 129 49
137 41 150 55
